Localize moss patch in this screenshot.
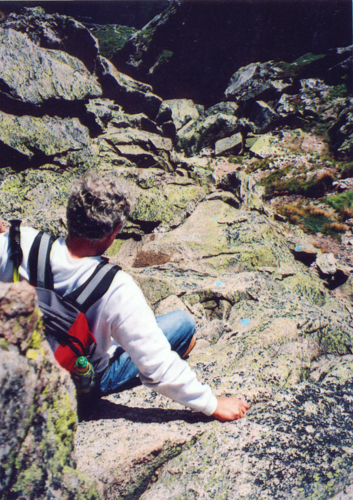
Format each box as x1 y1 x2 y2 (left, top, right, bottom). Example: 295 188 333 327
28 326 42 350
0 338 10 350
279 204 332 232
324 190 353 215
90 24 137 60
337 161 353 179
0 164 91 237
278 52 326 80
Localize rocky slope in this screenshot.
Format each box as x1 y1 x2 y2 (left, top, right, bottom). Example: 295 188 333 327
110 0 351 105
0 5 353 500
0 281 98 499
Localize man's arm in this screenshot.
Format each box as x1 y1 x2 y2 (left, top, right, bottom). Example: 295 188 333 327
212 397 249 422
108 273 250 419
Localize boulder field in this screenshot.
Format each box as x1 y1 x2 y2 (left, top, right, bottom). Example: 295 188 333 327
0 6 353 500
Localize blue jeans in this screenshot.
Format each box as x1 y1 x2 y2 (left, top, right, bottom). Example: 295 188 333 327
99 310 196 395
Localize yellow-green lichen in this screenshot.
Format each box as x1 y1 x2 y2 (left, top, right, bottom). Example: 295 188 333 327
11 463 43 495
37 391 77 486
28 326 42 350
26 349 38 360
0 338 10 351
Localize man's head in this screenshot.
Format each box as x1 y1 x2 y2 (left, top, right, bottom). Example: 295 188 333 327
67 173 132 241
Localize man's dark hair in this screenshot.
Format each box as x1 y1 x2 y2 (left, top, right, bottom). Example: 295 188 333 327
66 173 132 240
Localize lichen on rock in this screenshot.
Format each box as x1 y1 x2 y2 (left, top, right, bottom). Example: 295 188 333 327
0 282 98 499
0 27 102 105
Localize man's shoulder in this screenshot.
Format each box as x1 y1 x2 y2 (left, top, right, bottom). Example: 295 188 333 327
105 269 145 300
110 268 136 288
21 226 40 244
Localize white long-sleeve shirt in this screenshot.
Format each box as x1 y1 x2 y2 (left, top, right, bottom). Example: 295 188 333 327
0 227 217 416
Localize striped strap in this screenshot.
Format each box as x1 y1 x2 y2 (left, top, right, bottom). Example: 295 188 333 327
28 231 54 289
37 233 53 288
65 261 121 313
75 263 116 307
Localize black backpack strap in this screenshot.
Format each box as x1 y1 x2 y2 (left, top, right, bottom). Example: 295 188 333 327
9 220 23 283
28 231 55 290
66 261 121 313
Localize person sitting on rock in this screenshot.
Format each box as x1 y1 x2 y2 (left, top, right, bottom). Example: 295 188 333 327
0 172 249 422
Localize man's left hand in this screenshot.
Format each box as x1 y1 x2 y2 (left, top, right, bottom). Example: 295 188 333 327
212 397 249 422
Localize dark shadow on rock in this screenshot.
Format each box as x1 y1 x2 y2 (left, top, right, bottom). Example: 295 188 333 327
291 250 317 267
0 95 102 138
323 270 349 290
0 142 48 171
113 1 351 106
79 398 213 424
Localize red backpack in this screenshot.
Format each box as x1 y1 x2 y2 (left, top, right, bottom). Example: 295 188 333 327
27 231 121 372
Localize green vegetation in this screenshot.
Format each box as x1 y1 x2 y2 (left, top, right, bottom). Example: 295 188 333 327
278 200 351 238
328 83 348 100
158 49 173 64
247 142 353 237
138 27 156 46
279 204 332 234
337 161 353 179
307 120 331 137
245 157 271 173
324 190 353 219
90 25 137 60
255 154 352 201
260 166 333 198
278 52 326 80
147 50 174 74
302 81 349 136
293 52 326 67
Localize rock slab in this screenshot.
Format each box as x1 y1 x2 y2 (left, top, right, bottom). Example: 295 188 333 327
0 282 98 500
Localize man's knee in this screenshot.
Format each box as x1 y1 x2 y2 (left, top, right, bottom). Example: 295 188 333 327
178 310 196 335
155 310 196 355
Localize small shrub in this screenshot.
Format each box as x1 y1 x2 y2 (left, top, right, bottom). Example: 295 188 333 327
159 50 173 63
278 52 325 80
280 204 306 218
278 192 353 239
325 190 353 214
91 25 137 60
278 203 332 234
323 222 350 233
245 157 271 173
309 121 331 137
290 215 302 225
306 206 331 217
304 172 334 197
328 83 348 100
303 213 332 233
261 168 333 198
260 165 294 194
338 162 353 179
342 208 353 220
